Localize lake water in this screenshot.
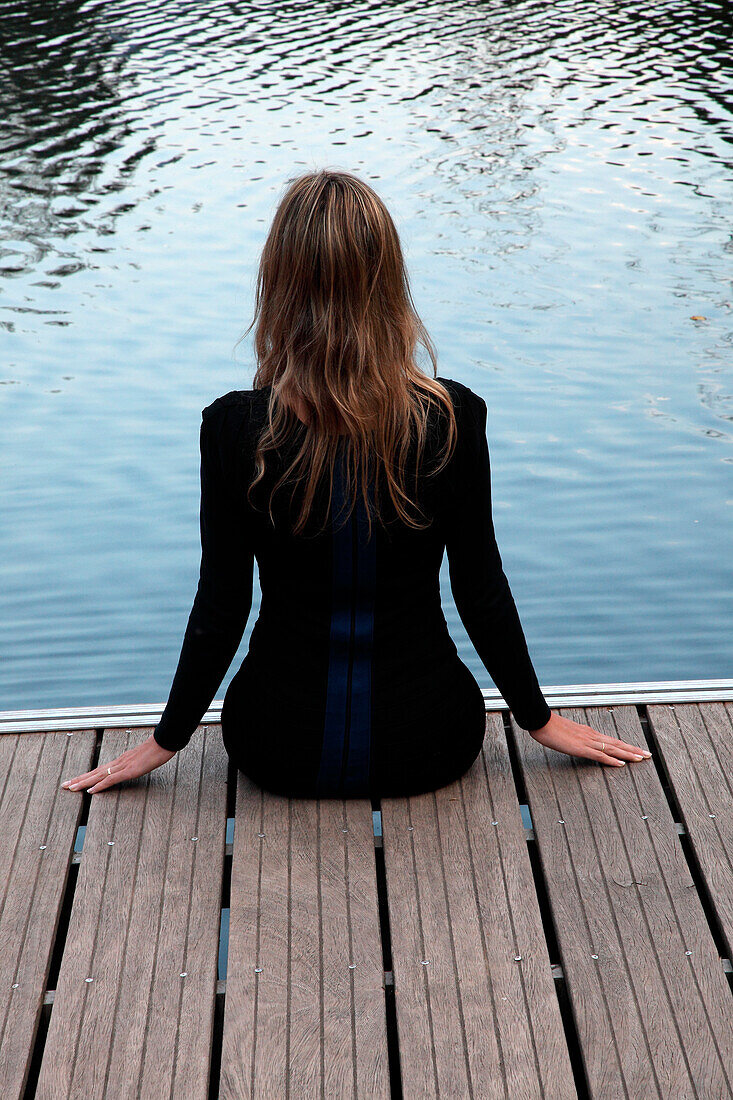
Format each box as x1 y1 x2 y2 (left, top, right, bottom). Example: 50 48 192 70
1 0 731 715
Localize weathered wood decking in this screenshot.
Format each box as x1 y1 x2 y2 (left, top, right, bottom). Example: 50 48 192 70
1 690 732 1098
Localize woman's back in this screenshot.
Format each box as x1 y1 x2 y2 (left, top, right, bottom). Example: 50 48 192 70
61 169 649 803
152 375 551 798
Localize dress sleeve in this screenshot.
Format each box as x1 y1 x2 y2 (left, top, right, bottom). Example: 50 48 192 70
153 403 255 751
444 388 551 732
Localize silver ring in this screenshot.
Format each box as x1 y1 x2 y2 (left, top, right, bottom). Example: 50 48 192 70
107 767 112 775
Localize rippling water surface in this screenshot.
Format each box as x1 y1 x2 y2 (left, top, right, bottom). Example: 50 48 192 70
1 0 731 713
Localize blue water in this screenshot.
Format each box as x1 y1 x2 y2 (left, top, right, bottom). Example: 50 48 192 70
1 0 731 714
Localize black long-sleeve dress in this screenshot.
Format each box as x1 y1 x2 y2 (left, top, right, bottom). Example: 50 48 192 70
152 377 551 798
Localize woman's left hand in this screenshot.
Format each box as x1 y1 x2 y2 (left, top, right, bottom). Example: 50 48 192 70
61 734 176 794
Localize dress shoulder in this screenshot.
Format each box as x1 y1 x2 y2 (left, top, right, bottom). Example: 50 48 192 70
435 375 486 416
435 377 488 445
202 388 258 419
201 388 273 440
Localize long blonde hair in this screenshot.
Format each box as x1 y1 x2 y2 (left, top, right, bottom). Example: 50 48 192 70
237 168 457 538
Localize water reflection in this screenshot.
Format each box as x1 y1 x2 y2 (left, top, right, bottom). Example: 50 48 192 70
1 1 730 287
0 1 157 295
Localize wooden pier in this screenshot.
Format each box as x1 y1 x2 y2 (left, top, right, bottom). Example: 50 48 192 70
1 683 732 1097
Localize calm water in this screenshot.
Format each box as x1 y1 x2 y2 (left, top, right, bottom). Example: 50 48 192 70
1 0 731 714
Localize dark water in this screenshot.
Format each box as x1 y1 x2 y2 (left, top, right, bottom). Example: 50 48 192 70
1 0 731 714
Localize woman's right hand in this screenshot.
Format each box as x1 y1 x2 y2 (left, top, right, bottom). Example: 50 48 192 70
529 711 652 766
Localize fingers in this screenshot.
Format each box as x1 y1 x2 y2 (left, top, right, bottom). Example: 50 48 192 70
61 757 129 793
85 768 131 793
585 733 652 766
590 732 652 762
588 748 626 766
602 745 651 762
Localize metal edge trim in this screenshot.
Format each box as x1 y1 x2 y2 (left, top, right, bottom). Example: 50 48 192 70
1 678 732 733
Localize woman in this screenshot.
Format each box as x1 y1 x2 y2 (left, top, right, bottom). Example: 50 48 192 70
62 169 651 797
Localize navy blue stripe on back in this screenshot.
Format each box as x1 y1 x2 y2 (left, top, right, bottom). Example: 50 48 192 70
316 446 377 797
341 473 376 795
316 445 353 794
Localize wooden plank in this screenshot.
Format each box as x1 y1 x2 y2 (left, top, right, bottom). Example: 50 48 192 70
513 704 733 1098
322 798 389 1096
647 702 733 960
381 711 576 1098
218 776 266 1098
289 796 322 1093
35 724 227 1100
0 730 95 1100
220 775 389 1099
222 779 290 1097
